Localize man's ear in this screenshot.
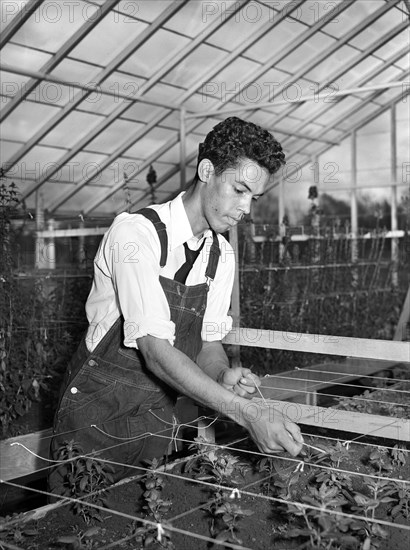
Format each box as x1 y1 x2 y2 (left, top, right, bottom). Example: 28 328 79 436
197 159 214 182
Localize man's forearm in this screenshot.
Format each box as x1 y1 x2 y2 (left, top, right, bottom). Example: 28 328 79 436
196 340 230 382
137 335 304 457
138 336 246 425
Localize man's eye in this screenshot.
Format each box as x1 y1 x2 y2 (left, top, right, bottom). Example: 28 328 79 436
235 188 244 194
252 196 259 202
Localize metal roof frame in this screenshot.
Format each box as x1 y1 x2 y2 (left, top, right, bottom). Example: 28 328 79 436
0 0 408 217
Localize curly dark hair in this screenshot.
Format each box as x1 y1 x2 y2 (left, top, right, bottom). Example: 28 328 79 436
197 116 286 177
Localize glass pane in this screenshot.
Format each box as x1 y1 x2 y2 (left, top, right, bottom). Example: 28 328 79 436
125 126 176 158
1 43 51 71
321 0 380 39
246 20 306 64
70 12 148 65
163 44 226 88
349 9 404 50
12 1 97 52
40 112 104 149
1 0 27 31
1 102 60 141
86 120 145 155
118 29 189 79
277 32 335 74
210 2 270 51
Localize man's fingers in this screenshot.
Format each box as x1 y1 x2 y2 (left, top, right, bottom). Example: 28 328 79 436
239 373 261 387
285 421 304 445
232 383 254 398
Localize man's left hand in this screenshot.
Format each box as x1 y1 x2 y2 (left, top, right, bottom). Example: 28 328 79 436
218 367 261 398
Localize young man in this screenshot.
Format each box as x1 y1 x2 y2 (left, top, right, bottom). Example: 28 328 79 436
49 117 303 493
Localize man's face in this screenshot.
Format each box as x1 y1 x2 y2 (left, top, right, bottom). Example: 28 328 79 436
203 157 270 233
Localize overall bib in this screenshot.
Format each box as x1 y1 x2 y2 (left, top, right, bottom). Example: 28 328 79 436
49 209 220 493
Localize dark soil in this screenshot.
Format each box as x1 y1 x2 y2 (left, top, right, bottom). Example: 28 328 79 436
1 436 409 550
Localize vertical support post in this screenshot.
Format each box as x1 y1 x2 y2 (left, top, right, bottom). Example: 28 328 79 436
180 107 186 191
78 216 86 269
229 224 241 368
350 131 358 267
46 218 56 270
391 104 399 287
278 178 285 261
35 192 45 269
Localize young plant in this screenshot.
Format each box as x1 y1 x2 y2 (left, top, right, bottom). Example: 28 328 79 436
140 458 173 522
131 458 174 549
272 468 301 501
315 469 354 501
185 437 247 486
391 444 406 467
368 446 394 474
257 456 276 494
53 439 114 524
386 480 410 519
187 440 252 546
284 485 358 550
212 497 253 546
0 514 37 548
57 526 100 550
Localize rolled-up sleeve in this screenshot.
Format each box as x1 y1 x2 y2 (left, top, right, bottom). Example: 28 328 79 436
107 218 175 348
201 237 235 342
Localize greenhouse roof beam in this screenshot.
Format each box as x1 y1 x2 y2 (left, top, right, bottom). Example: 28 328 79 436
278 44 410 154
0 65 182 111
126 151 197 213
83 130 184 214
266 20 409 130
45 0 249 213
22 0 312 213
284 71 410 163
269 84 409 193
0 0 120 122
158 0 402 204
47 109 171 213
0 0 44 49
194 0 357 109
190 0 402 120
178 0 306 103
186 82 405 118
3 0 188 184
82 0 353 213
265 128 339 145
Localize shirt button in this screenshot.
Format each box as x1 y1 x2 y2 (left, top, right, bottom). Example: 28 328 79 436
88 359 97 366
70 387 78 394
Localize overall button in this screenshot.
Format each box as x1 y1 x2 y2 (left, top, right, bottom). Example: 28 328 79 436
88 359 97 367
70 387 78 394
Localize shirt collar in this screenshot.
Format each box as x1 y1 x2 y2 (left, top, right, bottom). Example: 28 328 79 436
168 192 212 250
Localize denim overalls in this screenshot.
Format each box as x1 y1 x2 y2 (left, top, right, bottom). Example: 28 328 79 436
49 209 220 492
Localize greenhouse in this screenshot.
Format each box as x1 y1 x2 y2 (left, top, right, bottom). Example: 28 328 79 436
0 1 409 549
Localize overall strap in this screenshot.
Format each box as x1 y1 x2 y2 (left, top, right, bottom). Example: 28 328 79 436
135 208 168 267
205 231 220 281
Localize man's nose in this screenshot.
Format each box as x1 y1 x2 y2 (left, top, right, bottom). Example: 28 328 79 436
239 195 252 215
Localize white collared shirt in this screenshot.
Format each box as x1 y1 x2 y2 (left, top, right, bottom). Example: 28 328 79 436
85 193 234 352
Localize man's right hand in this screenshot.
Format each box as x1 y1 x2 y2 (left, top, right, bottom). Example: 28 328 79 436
242 403 303 456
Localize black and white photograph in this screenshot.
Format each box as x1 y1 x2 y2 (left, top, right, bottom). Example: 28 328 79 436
0 1 409 548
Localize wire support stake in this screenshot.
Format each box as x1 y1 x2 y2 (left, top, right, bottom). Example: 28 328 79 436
342 440 352 450
302 441 328 454
156 523 165 542
229 488 241 499
294 461 304 472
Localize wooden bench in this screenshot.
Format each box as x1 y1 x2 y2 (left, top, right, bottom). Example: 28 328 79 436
1 330 409 481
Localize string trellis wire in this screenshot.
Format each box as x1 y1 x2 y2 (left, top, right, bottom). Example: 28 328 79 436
2 414 410 548
2 397 410 547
